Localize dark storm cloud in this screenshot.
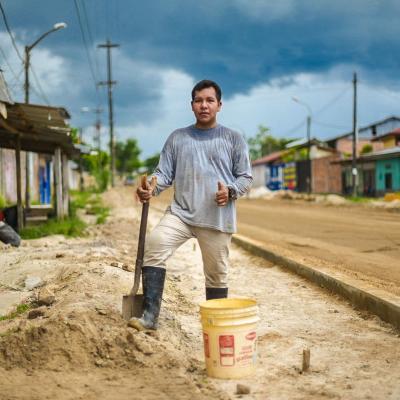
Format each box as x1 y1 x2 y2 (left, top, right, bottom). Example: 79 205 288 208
2 0 400 131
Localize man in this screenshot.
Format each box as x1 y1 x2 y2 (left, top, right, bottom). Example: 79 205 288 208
132 79 252 330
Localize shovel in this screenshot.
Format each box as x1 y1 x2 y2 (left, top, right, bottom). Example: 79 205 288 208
122 175 156 320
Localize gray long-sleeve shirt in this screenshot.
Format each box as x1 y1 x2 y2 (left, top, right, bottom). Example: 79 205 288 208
151 124 252 233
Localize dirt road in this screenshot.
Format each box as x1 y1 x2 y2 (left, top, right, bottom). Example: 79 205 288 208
154 190 400 296
0 187 399 399
236 198 400 296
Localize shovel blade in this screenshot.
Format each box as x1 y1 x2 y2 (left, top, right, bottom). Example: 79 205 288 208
122 294 144 321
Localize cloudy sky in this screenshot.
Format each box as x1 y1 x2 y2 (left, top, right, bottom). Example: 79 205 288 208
1 0 399 158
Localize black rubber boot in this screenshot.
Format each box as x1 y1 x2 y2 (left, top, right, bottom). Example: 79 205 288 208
129 266 166 331
206 287 228 300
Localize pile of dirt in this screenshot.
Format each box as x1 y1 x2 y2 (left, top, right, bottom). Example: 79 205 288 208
0 279 227 399
247 186 274 199
0 188 229 400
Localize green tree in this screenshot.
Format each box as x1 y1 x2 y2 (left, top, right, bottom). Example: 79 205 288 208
82 150 110 192
247 125 295 160
360 144 373 155
143 153 160 174
70 127 81 144
115 139 142 175
281 148 308 162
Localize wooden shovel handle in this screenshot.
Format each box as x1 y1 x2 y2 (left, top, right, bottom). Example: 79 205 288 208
141 175 148 189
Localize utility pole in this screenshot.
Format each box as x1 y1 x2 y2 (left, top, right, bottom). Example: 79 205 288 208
23 22 67 209
24 47 30 104
93 108 102 174
79 128 84 192
24 46 31 209
292 96 312 194
98 39 119 187
93 108 102 151
352 72 358 197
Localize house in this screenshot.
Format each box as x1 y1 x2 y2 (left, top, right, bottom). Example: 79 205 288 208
251 139 342 193
323 116 400 196
371 128 400 149
338 147 400 196
333 120 400 196
0 72 83 230
251 116 400 196
325 116 400 155
251 151 284 189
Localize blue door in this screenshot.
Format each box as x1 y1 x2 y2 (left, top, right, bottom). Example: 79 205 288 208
39 160 51 204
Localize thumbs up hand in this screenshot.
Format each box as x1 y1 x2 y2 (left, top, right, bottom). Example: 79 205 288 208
215 181 229 206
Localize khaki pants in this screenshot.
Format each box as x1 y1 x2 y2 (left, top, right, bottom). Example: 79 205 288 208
143 211 232 288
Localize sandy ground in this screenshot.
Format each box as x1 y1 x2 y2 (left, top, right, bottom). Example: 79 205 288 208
0 186 399 400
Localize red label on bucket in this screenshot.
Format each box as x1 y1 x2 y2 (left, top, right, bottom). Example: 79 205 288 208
203 333 210 358
246 331 257 341
219 335 235 366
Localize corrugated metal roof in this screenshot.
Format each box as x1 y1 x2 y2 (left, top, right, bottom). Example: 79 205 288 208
325 116 400 142
5 102 71 136
252 151 285 166
371 128 400 141
362 146 400 158
338 146 400 164
0 102 79 156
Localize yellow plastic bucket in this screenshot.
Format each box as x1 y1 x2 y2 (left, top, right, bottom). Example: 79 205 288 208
200 298 259 379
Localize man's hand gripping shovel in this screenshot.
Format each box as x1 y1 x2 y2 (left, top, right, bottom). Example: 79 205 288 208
122 175 157 321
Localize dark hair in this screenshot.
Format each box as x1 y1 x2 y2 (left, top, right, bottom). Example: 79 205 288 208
191 80 222 102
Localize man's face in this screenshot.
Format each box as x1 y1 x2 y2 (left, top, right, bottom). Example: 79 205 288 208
191 87 222 128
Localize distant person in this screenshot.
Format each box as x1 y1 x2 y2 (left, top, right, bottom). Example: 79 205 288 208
132 79 252 330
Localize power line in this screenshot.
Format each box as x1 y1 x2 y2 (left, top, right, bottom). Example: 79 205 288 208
80 0 95 44
79 0 108 106
313 120 349 130
10 67 24 84
105 0 110 42
0 1 23 62
30 65 50 105
282 119 307 138
283 85 352 137
313 86 351 116
0 1 50 104
0 43 22 84
6 67 23 98
80 0 100 81
74 0 99 93
360 82 400 102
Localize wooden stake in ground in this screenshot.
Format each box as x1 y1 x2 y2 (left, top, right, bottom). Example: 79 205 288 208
302 348 310 372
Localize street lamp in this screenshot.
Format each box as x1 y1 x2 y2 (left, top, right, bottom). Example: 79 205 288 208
24 22 67 103
24 22 67 208
292 96 312 194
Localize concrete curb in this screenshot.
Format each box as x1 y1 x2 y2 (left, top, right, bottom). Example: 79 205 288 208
232 234 400 330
